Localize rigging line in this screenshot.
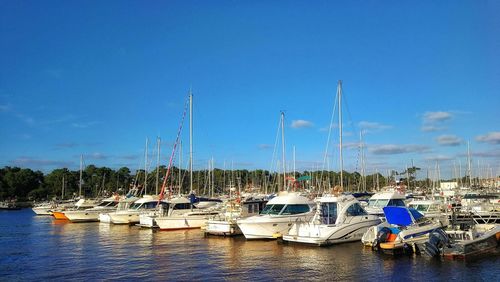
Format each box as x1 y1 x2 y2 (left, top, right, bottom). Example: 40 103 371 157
268 113 283 180
158 95 190 204
321 85 339 187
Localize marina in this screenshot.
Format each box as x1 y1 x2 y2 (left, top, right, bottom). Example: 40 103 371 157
1 208 499 281
1 1 499 281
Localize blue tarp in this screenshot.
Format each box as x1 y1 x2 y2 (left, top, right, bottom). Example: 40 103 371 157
383 206 423 226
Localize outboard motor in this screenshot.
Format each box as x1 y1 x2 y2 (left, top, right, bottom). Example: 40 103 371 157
422 229 450 257
373 227 392 251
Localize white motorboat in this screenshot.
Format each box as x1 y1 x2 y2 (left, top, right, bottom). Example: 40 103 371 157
64 196 120 222
99 196 138 223
155 196 221 230
407 199 449 226
364 190 406 216
205 196 267 236
283 194 381 246
236 191 315 239
32 201 58 215
108 195 166 225
137 196 190 228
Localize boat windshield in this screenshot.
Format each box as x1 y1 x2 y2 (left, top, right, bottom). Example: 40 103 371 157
409 204 429 212
172 203 192 210
388 199 406 207
320 202 337 224
260 204 285 215
130 203 143 209
281 204 311 215
98 201 118 207
368 199 389 208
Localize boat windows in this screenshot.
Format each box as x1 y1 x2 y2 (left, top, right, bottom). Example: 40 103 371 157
281 204 311 215
346 203 368 216
320 203 337 224
261 204 285 215
173 203 192 210
368 199 389 208
130 203 142 209
388 199 406 207
409 204 428 212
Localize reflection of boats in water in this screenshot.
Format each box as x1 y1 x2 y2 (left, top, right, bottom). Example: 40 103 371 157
283 194 381 246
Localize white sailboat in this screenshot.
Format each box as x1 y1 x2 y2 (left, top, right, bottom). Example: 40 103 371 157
282 81 381 246
236 112 315 239
155 92 223 231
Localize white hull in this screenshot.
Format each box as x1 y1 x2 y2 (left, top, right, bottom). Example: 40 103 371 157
205 219 241 236
32 207 53 215
156 212 218 230
138 213 159 228
99 213 112 223
65 208 116 222
283 219 381 246
109 211 141 225
237 213 314 239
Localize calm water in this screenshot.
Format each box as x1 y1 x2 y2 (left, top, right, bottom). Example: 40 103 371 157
1 209 498 281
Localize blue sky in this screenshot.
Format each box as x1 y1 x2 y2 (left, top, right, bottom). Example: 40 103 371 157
1 1 499 179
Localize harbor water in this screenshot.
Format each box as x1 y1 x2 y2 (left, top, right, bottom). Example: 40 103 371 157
1 209 498 281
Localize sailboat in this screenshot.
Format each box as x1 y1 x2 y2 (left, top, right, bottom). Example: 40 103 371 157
237 112 316 239
282 81 381 246
52 156 98 220
155 92 222 231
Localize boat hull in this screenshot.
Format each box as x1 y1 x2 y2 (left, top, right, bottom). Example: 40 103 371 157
283 219 381 246
205 219 242 236
52 211 69 220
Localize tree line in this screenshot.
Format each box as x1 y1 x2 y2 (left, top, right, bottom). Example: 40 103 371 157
1 165 445 201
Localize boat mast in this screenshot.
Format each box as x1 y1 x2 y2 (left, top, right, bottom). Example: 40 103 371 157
467 141 472 187
338 80 344 190
61 174 65 199
281 111 286 191
79 155 83 198
179 141 182 196
156 137 161 195
144 137 148 195
189 91 193 194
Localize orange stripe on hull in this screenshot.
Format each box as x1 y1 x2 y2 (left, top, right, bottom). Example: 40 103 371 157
52 211 69 220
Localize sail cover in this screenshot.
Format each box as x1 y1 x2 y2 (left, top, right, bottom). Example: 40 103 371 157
383 206 423 226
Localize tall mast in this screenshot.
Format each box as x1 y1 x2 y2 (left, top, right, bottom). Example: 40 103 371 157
179 141 182 196
144 137 148 195
293 145 296 182
156 137 161 195
79 155 83 197
467 141 472 187
189 91 193 193
281 111 286 191
62 174 65 199
338 80 344 190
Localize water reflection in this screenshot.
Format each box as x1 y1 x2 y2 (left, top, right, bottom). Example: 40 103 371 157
1 210 499 281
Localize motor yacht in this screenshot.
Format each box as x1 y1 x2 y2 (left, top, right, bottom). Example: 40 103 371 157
236 191 315 239
283 194 381 246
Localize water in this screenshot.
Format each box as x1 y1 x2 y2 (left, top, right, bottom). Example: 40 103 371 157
1 209 498 281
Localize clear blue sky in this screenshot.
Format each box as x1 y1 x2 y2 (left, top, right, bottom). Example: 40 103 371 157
1 1 499 180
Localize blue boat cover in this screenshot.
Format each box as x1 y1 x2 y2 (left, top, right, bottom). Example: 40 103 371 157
383 206 424 226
